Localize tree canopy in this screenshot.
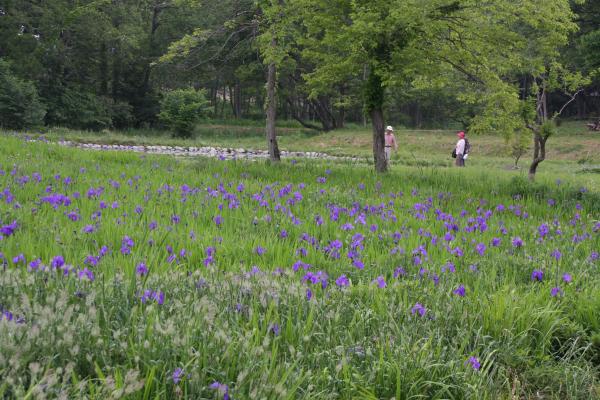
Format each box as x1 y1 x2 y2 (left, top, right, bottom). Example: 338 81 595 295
0 0 596 174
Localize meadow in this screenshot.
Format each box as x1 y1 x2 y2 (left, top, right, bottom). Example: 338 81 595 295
20 120 600 187
0 133 599 399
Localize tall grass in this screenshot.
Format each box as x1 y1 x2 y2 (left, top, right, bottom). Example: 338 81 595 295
0 136 598 399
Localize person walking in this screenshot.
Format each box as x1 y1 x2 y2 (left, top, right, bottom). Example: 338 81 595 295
455 131 468 167
385 126 398 165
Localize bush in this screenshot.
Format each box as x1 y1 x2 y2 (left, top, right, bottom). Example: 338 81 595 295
159 88 210 137
46 88 113 131
0 59 46 129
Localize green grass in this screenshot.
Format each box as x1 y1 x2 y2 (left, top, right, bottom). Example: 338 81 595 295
0 135 599 399
9 119 600 183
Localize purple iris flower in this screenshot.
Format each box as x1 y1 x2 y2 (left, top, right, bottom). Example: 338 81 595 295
172 368 184 384
512 237 524 248
306 288 313 301
531 269 543 282
0 220 18 236
538 223 550 238
475 243 486 256
269 323 281 336
83 224 95 233
84 255 99 267
411 303 426 317
465 356 481 371
373 276 386 288
78 268 95 282
551 287 563 297
136 262 148 276
394 267 407 278
491 237 501 247
67 211 80 221
562 273 572 283
453 285 466 297
255 246 266 256
28 258 42 270
551 249 561 261
335 274 350 287
210 382 230 400
51 255 65 269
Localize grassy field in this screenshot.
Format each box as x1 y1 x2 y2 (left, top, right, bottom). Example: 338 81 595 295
9 119 600 187
0 134 599 399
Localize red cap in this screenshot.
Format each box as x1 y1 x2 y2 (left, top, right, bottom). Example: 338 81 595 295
457 131 465 138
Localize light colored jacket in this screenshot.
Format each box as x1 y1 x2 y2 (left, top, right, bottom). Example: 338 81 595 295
456 138 465 155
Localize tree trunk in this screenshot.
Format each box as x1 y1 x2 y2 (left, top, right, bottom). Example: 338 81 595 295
528 132 547 181
528 85 548 181
266 53 280 161
234 81 242 118
220 86 226 118
213 79 219 115
112 48 120 101
371 108 387 172
100 42 108 96
310 96 337 131
366 70 387 172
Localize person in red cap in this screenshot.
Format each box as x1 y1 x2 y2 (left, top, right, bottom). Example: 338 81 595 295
455 131 468 167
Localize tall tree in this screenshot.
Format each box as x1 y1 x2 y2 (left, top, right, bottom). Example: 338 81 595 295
282 0 578 173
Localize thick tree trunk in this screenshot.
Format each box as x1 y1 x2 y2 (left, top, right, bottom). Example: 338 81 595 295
141 3 162 95
371 108 387 172
365 70 387 172
266 56 280 161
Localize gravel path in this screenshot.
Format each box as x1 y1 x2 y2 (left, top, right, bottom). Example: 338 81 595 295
57 140 363 162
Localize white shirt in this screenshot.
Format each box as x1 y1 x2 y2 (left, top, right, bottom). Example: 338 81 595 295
456 138 465 155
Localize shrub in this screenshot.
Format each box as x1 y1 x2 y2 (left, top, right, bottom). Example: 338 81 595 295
0 58 46 129
158 88 210 137
45 88 113 131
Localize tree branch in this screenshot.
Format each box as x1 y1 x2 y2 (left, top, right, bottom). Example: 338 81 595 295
553 89 584 120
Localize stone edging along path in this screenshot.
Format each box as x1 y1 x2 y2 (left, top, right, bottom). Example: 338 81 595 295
57 140 363 163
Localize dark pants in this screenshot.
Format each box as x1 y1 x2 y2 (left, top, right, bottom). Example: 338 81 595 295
456 154 465 167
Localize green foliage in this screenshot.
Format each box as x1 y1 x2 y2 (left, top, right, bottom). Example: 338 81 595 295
159 88 210 137
46 87 113 131
0 59 46 129
540 121 557 139
509 128 530 169
0 136 599 398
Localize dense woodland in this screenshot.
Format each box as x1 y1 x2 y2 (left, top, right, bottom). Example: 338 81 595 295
0 1 599 174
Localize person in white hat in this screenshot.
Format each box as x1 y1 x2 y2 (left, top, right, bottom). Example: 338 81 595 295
384 126 398 164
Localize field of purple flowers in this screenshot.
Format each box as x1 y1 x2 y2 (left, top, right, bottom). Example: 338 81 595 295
1 136 599 399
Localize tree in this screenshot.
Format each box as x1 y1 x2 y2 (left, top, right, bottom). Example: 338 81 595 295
159 88 210 137
523 65 588 180
280 0 579 173
0 59 46 129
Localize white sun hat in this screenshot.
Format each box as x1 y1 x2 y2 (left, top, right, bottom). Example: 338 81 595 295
386 126 394 132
